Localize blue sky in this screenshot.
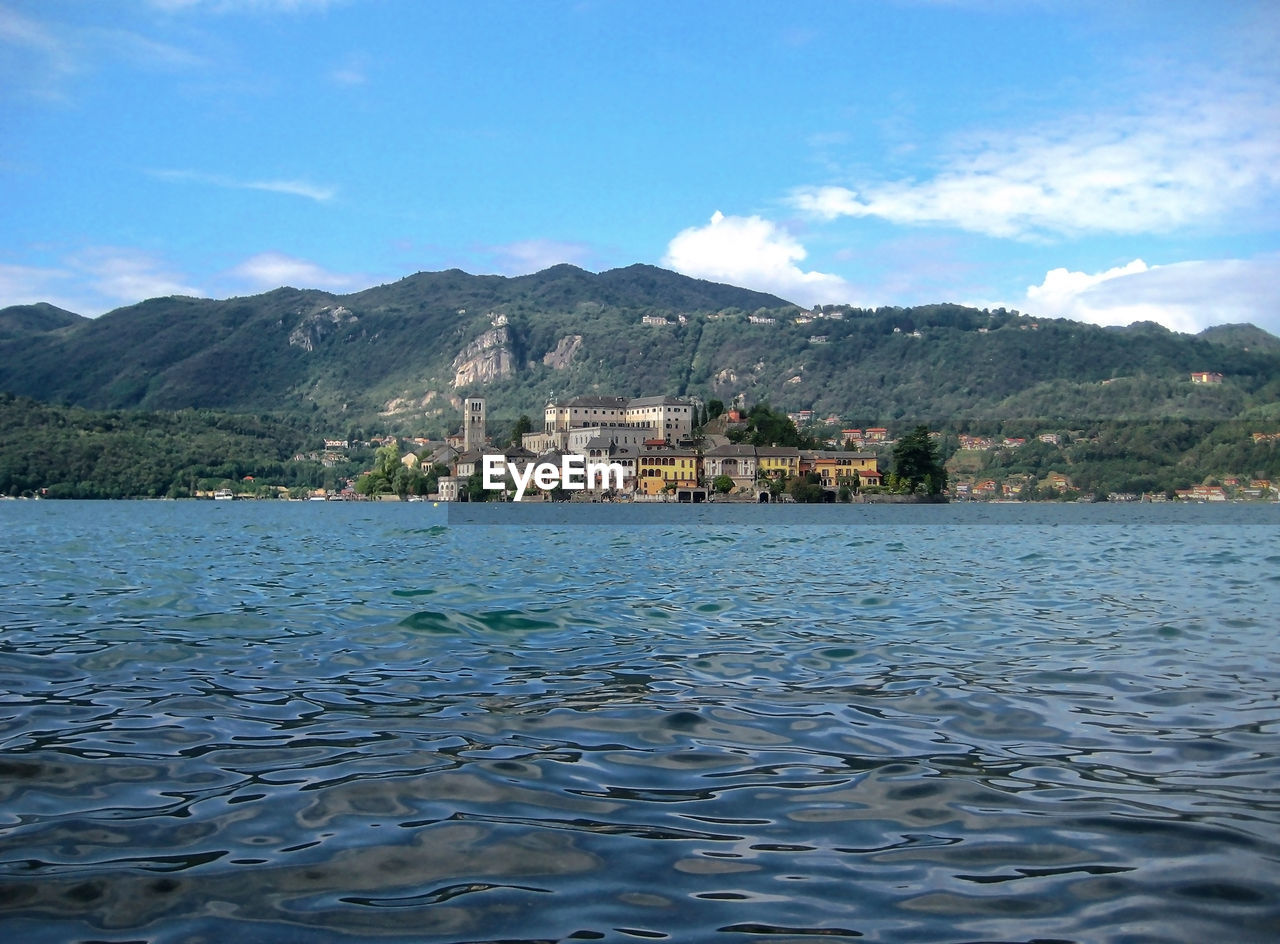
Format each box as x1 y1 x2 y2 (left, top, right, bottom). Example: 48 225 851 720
2 0 1278 335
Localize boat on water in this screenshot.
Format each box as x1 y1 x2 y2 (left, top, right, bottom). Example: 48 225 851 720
213 489 235 501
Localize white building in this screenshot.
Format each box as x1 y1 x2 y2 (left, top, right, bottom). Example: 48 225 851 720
567 425 659 452
436 476 461 502
527 394 697 452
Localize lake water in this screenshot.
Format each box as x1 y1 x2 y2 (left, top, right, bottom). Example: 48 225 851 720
1 501 1278 943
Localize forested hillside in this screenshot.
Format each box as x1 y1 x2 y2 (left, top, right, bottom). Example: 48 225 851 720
0 394 352 499
2 265 1275 438
1 264 1277 498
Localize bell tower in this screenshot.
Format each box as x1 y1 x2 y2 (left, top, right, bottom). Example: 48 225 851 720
463 397 486 451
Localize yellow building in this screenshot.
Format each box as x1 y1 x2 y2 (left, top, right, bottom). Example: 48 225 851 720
756 447 800 481
637 445 699 496
805 450 880 488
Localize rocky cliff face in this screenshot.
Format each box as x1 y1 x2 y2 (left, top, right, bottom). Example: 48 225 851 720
288 305 357 352
451 323 514 388
542 334 582 370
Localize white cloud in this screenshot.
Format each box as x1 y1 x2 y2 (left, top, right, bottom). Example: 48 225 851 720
0 5 70 63
95 28 207 71
228 251 362 292
790 82 1280 240
491 239 593 275
663 211 855 306
1 7 207 103
1025 259 1152 320
151 168 336 202
1024 254 1280 335
247 179 336 202
0 261 81 311
1 248 368 313
0 5 77 100
330 52 368 86
76 248 203 304
0 249 202 315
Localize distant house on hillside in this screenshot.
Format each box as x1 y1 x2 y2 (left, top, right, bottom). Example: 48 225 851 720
1190 371 1224 384
1045 472 1073 492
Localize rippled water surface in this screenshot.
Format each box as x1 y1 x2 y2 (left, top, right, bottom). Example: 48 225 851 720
1 501 1278 943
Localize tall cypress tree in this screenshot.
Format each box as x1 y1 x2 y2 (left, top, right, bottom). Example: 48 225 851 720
891 426 948 495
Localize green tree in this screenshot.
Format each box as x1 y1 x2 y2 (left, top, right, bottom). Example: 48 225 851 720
712 473 734 494
353 470 388 496
354 442 402 496
392 462 419 497
892 426 947 495
465 471 489 502
744 403 809 448
510 414 533 446
790 471 824 503
374 442 400 478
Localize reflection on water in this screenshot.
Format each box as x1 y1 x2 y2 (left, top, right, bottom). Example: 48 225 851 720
1 502 1278 942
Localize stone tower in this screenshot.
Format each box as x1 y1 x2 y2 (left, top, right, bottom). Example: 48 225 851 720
463 397 486 452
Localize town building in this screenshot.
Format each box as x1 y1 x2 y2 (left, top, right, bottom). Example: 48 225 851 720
636 442 699 497
625 396 696 441
437 393 888 501
581 441 638 492
1175 485 1228 501
802 450 883 489
703 443 759 492
1044 472 1073 492
1190 371 1224 384
528 394 697 452
454 450 484 480
566 424 658 453
436 476 461 502
756 447 800 481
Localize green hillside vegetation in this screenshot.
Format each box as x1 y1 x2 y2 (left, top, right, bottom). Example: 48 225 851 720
0 264 1277 498
1 268 1275 435
0 266 791 429
953 415 1280 498
0 394 355 499
1198 323 1280 354
0 302 87 342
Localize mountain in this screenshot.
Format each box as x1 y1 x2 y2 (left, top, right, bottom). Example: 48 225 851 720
1198 323 1280 353
0 302 87 342
1 265 1277 439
